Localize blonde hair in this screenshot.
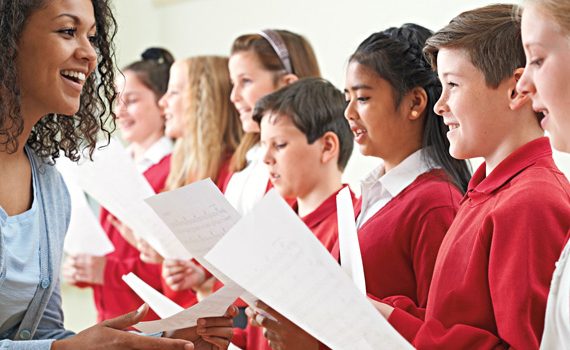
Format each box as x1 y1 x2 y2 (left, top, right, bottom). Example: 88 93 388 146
165 56 242 190
526 0 570 35
229 30 321 172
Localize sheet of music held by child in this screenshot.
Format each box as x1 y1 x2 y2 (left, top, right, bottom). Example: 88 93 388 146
336 187 367 295
203 190 413 350
57 159 114 256
123 272 241 334
61 138 190 260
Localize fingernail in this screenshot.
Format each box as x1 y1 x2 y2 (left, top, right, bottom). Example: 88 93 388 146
136 303 147 315
197 318 206 326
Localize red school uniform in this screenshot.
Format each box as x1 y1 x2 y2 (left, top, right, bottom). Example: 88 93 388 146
331 168 463 320
93 154 172 322
388 137 570 349
234 186 357 350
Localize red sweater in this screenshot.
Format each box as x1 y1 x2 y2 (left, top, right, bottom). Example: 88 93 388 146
234 186 357 350
93 154 171 322
389 137 570 349
332 169 462 319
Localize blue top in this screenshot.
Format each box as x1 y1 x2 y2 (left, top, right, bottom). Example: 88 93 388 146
0 147 75 349
0 148 41 333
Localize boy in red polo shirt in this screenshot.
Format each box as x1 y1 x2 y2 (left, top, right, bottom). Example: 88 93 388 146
230 77 356 349
373 4 570 349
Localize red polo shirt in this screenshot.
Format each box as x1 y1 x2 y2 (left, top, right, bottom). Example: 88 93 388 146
389 137 570 349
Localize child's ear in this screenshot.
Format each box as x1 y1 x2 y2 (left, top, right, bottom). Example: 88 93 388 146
407 87 428 121
509 68 532 111
279 74 299 87
320 131 340 165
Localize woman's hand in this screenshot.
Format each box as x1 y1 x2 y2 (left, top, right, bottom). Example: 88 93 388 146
162 259 206 291
51 304 194 350
62 254 106 285
249 301 319 350
167 305 238 350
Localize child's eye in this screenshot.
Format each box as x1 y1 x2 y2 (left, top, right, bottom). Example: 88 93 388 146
530 58 543 67
275 142 287 150
357 96 370 103
447 82 458 88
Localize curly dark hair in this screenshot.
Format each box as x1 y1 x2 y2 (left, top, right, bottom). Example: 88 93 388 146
0 0 117 163
350 24 472 192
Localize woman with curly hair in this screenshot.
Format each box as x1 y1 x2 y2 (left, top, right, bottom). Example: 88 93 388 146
0 0 235 349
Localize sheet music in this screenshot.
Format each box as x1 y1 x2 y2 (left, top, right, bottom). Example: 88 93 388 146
122 272 184 319
62 139 190 260
337 187 366 294
144 179 242 284
58 162 114 256
134 283 242 333
145 179 274 319
204 190 413 350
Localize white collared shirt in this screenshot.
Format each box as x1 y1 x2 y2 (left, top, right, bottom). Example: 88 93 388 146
357 148 435 228
224 144 269 216
129 136 173 173
540 239 570 350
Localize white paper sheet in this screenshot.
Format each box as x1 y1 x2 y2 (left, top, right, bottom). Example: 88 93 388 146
134 283 243 333
122 272 184 319
336 187 366 295
62 139 190 260
144 179 276 319
144 179 242 283
228 344 243 350
58 159 114 256
204 190 413 350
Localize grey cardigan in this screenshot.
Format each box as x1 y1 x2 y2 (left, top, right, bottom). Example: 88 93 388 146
1 148 75 349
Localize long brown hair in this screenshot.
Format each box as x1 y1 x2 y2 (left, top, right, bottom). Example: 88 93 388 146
229 30 321 172
165 56 242 190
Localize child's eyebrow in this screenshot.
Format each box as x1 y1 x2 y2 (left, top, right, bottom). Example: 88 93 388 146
344 84 373 93
440 71 463 80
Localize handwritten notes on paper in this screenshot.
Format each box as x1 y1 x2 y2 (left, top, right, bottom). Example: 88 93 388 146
61 139 190 260
204 190 413 350
336 187 366 295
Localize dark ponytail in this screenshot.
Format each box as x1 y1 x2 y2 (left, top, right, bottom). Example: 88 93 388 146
350 23 471 192
122 47 175 100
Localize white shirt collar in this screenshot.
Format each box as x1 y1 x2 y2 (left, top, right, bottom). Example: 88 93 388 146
357 148 435 227
129 136 173 173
